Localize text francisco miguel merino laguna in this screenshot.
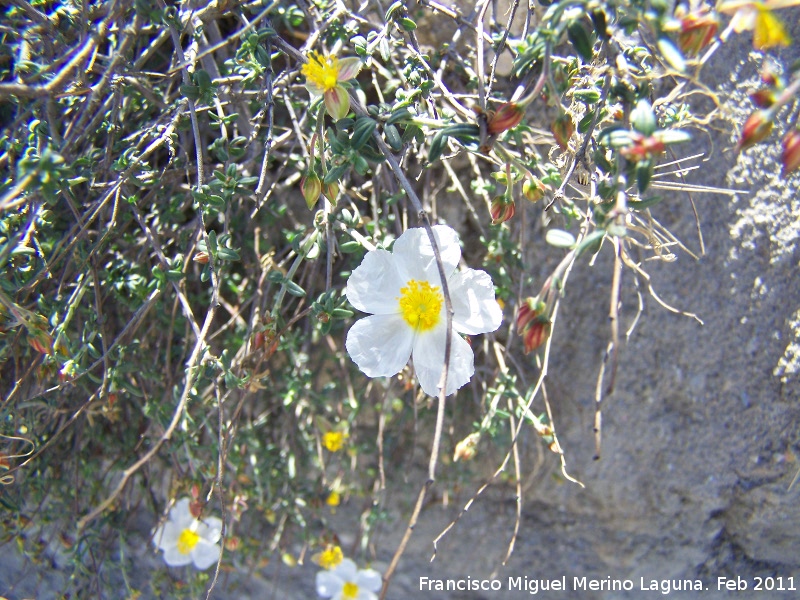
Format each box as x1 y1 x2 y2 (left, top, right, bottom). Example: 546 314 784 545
419 575 711 595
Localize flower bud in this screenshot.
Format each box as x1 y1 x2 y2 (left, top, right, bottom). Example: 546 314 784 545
193 251 209 264
490 196 516 225
453 432 480 462
677 8 718 56
551 114 574 151
749 89 775 109
516 298 551 354
487 102 525 134
29 330 53 355
781 130 800 177
737 111 773 152
322 181 339 203
620 133 666 161
301 172 322 209
522 177 547 202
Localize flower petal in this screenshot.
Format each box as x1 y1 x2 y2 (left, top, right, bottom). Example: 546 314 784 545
317 570 343 598
170 498 195 529
153 521 181 550
412 327 474 396
337 57 363 81
196 516 223 544
355 568 383 592
163 544 194 567
449 268 503 335
392 225 461 284
305 81 325 96
191 539 221 570
346 249 405 314
753 7 790 49
345 314 413 377
325 85 351 120
334 558 359 579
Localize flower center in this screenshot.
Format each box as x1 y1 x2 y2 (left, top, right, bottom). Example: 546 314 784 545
322 431 346 452
319 545 344 569
342 582 360 599
302 52 340 92
398 280 443 331
177 528 200 555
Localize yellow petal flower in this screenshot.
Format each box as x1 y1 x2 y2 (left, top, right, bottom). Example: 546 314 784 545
322 431 347 452
753 6 791 49
302 51 341 93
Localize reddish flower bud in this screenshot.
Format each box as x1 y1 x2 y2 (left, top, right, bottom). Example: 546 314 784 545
490 196 516 225
677 9 718 56
323 181 339 203
781 130 800 177
522 177 547 202
738 111 773 152
193 251 209 264
621 134 667 161
552 114 574 151
301 172 322 209
516 298 551 354
453 432 480 462
29 331 53 355
749 89 775 109
487 102 525 134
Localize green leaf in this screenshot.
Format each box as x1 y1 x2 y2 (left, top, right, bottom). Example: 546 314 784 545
657 129 692 145
631 99 656 136
545 229 576 248
567 22 594 62
324 163 349 184
216 247 240 261
575 230 606 257
384 123 403 151
636 159 653 193
339 240 362 253
428 130 447 162
657 37 686 73
399 17 417 31
285 280 306 297
351 117 377 151
574 89 601 104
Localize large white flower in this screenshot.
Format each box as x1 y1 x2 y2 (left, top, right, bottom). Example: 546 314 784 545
345 225 502 397
152 498 222 570
316 558 382 600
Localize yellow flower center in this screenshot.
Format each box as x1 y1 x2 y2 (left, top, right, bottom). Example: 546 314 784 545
398 280 443 331
322 431 346 452
177 528 200 555
342 582 360 599
318 545 344 569
302 52 340 93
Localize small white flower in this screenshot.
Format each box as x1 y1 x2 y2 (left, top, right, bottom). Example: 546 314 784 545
345 225 502 397
152 498 222 570
316 558 382 600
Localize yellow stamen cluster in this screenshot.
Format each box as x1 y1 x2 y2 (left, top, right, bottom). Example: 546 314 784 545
302 52 341 92
318 545 344 569
398 280 443 331
177 528 200 555
322 431 347 452
342 582 360 599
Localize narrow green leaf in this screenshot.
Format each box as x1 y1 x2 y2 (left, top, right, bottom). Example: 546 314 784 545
545 229 576 248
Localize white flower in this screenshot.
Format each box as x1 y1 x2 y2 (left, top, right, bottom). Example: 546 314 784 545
316 558 382 600
345 225 502 397
152 498 222 570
